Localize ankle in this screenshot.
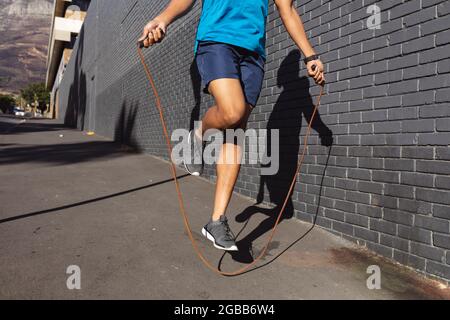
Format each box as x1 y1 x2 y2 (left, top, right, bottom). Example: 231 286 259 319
211 214 224 222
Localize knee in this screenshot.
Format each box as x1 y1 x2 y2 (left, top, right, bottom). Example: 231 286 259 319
220 103 247 128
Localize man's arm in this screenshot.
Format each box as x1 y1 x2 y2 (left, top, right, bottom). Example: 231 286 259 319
274 0 325 85
139 0 195 47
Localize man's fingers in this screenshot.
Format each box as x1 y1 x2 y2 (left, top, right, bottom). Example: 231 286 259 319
155 28 162 41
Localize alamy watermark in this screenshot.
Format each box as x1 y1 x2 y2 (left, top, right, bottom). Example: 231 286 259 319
171 121 280 175
66 265 81 290
367 4 381 30
366 265 381 290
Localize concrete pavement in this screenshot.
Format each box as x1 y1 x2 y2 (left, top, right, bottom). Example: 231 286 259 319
0 116 449 299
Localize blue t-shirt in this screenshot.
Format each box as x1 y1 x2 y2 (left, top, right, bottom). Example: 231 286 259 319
194 0 268 59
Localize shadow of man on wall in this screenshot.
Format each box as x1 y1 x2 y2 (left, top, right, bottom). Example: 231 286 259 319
230 49 333 263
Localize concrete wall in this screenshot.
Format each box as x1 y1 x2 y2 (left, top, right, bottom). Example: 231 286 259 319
58 0 450 282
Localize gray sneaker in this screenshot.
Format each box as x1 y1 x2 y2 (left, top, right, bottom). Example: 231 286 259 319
184 129 204 176
201 215 238 251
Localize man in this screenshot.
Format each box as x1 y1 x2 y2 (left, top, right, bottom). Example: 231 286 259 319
139 0 325 251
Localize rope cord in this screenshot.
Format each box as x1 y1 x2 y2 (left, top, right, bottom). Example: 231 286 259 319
137 44 325 276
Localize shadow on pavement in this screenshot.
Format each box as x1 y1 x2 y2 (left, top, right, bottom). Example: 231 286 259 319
0 140 128 165
0 174 189 224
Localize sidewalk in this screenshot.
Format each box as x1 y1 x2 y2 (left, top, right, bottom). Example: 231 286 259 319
0 117 449 299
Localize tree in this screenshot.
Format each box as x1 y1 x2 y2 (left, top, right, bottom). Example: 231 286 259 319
20 83 50 113
0 94 16 114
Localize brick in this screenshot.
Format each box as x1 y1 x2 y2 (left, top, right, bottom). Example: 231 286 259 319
398 225 432 244
384 208 414 226
389 0 420 19
417 188 450 205
403 6 436 27
385 134 418 145
345 213 369 227
393 250 426 270
372 170 399 183
415 215 450 233
421 13 450 36
426 261 450 281
436 175 450 190
385 183 414 199
433 233 450 250
402 36 435 54
387 54 419 71
342 89 364 102
372 146 400 158
374 121 402 133
410 242 445 262
435 147 450 160
436 89 450 103
354 226 379 242
402 91 434 107
363 85 389 98
373 96 401 109
348 146 370 157
381 233 409 251
401 146 434 159
374 70 402 85
366 242 393 258
370 218 397 235
332 220 354 236
387 79 418 95
437 1 450 16
349 123 372 134
385 158 414 171
356 203 382 218
419 105 450 118
436 30 450 46
416 160 450 175
358 157 383 169
401 172 434 188
420 44 450 63
437 58 450 73
418 133 450 146
335 199 356 213
398 199 432 215
387 106 418 120
346 190 371 204
347 168 371 180
362 109 388 122
419 74 450 91
403 64 436 80
371 194 398 209
358 181 383 195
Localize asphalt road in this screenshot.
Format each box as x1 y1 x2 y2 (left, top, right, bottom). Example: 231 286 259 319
0 116 449 299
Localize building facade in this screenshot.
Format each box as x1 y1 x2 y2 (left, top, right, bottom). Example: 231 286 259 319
54 0 450 283
46 0 90 118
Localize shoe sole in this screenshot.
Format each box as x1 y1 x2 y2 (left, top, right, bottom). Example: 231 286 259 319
201 227 238 251
184 131 201 176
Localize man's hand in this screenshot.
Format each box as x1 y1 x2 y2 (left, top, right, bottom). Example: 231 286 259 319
138 18 167 48
306 59 325 86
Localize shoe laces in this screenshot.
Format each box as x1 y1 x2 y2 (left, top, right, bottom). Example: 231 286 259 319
221 219 236 241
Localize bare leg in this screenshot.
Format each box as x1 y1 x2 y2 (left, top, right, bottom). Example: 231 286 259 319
194 79 248 138
197 78 253 221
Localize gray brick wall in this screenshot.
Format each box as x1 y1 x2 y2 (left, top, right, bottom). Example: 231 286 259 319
58 0 450 283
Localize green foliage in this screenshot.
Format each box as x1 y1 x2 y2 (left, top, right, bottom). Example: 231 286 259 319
0 94 16 113
20 82 50 111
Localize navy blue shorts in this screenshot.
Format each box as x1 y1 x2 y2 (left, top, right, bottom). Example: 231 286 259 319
195 41 266 107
